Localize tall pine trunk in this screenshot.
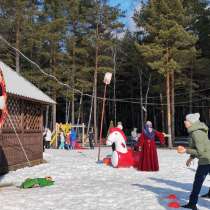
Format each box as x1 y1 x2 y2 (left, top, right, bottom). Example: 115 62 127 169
71 23 76 125
52 101 56 131
113 46 117 125
76 92 83 126
167 71 172 148
15 7 20 73
189 67 193 113
138 69 144 128
144 73 151 122
171 70 175 144
160 93 165 131
153 98 156 128
45 105 49 129
94 22 99 144
130 85 135 127
51 44 57 131
87 90 94 136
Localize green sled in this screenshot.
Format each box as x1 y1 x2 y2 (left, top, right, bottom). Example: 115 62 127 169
20 178 54 189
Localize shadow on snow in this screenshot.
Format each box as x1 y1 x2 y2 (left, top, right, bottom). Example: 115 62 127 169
132 177 210 209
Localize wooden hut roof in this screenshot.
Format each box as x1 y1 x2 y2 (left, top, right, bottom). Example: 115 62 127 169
0 60 56 104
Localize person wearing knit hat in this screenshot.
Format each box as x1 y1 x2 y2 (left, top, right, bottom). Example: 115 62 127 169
186 113 200 124
177 113 210 210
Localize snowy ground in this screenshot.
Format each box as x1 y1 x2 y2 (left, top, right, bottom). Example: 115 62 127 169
0 148 210 210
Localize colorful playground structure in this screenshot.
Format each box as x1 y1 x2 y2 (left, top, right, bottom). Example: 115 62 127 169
50 123 86 148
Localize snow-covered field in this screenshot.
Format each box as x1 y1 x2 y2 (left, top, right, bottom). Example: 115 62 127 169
0 148 210 210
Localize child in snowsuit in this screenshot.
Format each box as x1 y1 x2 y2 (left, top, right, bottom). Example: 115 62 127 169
59 131 65 149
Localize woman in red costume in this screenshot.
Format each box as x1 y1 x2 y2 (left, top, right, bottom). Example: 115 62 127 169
137 121 166 171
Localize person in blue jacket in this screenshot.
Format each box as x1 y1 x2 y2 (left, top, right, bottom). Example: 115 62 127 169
70 128 77 149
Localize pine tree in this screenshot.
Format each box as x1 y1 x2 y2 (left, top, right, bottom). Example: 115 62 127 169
64 0 95 124
79 0 123 143
0 0 33 70
34 0 67 129
134 0 197 148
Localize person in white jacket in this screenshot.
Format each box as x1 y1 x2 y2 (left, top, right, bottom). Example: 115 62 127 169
45 128 52 149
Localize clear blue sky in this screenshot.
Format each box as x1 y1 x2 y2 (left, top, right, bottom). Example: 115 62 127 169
108 0 141 31
108 0 139 10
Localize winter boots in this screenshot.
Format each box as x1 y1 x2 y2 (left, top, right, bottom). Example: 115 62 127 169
181 203 198 210
201 189 210 199
182 189 210 209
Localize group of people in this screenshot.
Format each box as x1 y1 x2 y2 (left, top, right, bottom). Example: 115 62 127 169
43 128 77 150
43 126 95 150
123 113 210 210
58 128 77 150
43 113 210 210
59 127 95 150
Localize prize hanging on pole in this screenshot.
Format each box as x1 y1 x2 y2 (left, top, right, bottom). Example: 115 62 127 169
97 72 112 162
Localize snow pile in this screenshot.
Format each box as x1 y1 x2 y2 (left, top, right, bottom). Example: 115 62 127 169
0 148 210 210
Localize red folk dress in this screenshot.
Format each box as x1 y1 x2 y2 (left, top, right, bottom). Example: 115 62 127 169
137 130 165 171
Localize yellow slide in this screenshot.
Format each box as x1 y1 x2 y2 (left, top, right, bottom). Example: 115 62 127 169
50 123 71 146
50 130 57 146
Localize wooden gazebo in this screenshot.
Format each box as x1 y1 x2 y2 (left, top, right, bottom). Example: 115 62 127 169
0 61 55 174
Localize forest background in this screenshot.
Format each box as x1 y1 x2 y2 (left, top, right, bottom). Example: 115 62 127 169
1 0 210 147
